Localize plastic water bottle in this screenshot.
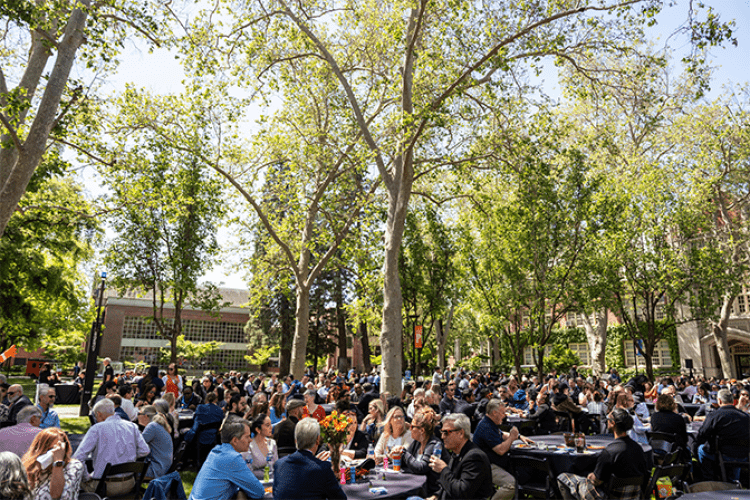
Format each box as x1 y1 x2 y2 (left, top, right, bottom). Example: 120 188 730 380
367 443 375 460
264 451 272 481
431 442 442 460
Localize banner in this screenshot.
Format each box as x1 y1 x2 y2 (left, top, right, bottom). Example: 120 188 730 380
0 345 17 363
415 325 423 349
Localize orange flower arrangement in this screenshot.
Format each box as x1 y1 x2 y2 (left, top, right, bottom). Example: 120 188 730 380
319 411 352 448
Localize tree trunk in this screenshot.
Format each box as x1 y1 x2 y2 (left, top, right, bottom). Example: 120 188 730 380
279 292 293 376
336 275 349 374
454 337 460 366
380 184 410 394
290 284 311 378
491 336 500 368
0 2 89 238
359 321 371 373
435 319 445 370
582 310 608 377
712 294 736 379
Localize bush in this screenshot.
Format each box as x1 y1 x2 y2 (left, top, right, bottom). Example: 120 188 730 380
544 345 581 374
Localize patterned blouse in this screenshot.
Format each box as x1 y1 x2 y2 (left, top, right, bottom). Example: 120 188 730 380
32 458 84 500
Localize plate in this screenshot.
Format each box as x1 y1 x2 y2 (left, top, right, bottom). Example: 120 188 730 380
587 445 605 450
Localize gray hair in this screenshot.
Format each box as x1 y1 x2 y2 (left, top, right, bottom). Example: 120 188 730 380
295 417 320 451
38 383 50 394
304 389 317 399
18 405 42 423
92 398 115 417
442 413 471 439
486 397 505 415
252 392 267 404
0 452 30 498
221 419 249 444
413 388 425 399
153 399 170 415
718 388 733 404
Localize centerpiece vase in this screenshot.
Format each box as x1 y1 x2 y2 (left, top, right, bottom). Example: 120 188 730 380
330 446 341 473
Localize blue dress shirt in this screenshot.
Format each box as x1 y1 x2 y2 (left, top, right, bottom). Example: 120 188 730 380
189 443 264 500
38 404 60 429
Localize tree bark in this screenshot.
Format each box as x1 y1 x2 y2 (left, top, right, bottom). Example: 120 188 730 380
359 320 371 373
336 273 349 374
0 1 89 237
712 294 736 379
279 292 292 376
582 310 608 377
435 319 445 370
290 283 310 378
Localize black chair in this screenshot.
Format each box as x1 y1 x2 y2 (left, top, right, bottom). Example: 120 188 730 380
168 440 188 473
194 420 223 467
95 461 148 499
646 462 691 499
516 420 537 437
77 493 102 500
554 411 573 432
715 436 750 486
605 475 645 500
511 455 557 499
277 446 296 458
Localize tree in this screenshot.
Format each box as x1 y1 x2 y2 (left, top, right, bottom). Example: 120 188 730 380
459 114 609 377
677 93 750 379
0 157 97 354
0 0 163 237
210 0 731 393
101 108 226 364
159 335 223 368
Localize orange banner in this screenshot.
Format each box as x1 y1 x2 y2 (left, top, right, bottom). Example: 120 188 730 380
415 325 423 349
0 345 17 363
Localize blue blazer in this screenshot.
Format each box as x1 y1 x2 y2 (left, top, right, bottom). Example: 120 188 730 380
185 403 224 445
272 449 346 500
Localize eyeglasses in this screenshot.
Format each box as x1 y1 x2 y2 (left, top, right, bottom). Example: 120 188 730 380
441 428 459 436
7 391 16 396
392 415 404 420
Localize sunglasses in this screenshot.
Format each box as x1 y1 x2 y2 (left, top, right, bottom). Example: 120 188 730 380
7 391 16 396
441 428 459 436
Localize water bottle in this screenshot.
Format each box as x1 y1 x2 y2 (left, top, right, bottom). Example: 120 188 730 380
367 443 375 460
264 451 272 481
431 442 442 461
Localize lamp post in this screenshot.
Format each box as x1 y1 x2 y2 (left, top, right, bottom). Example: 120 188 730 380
408 314 418 376
80 272 107 417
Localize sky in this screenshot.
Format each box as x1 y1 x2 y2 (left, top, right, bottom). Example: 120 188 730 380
89 1 750 290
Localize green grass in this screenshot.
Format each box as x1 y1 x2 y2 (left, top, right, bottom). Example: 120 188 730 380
61 416 90 434
181 471 197 498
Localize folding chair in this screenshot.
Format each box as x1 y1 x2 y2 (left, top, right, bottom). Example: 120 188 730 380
605 475 645 500
94 461 148 499
511 455 557 499
715 436 750 487
646 462 691 499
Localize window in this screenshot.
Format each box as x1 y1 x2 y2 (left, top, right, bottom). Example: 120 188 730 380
523 346 551 366
568 343 591 366
623 339 672 367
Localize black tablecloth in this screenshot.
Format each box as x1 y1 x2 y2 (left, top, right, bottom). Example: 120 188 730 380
177 410 194 430
55 384 80 404
263 470 426 500
646 402 701 418
680 490 748 499
509 435 653 477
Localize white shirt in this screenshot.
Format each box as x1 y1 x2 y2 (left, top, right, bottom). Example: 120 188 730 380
121 398 138 421
73 414 149 479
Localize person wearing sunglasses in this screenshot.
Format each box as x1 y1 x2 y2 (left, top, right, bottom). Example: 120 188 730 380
428 413 493 500
6 384 33 427
736 390 750 413
37 384 60 429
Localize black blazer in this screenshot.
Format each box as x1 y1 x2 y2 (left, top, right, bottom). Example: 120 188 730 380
438 440 494 500
346 429 369 459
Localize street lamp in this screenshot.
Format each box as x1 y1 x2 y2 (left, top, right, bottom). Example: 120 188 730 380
80 271 107 417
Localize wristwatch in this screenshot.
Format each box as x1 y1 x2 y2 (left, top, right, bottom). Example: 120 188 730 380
53 460 64 468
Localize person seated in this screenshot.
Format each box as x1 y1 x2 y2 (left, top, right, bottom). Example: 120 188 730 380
185 392 224 446
73 398 150 496
118 384 138 422
557 408 651 500
302 389 325 421
650 393 688 453
392 407 443 497
5 385 33 427
696 388 750 481
527 391 557 434
736 388 750 413
178 386 203 411
694 397 720 421
36 384 60 430
22 428 84 500
359 398 385 444
247 413 278 480
137 405 173 479
0 451 31 499
374 406 412 464
272 399 305 450
272 417 346 500
189 419 265 500
335 402 368 461
615 393 650 445
0 406 43 457
428 413 494 500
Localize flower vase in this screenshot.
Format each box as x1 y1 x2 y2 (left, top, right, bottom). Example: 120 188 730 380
330 446 341 473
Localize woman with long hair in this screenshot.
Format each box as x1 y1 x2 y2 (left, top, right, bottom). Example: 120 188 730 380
374 406 412 464
21 429 83 500
162 363 183 399
0 452 30 500
392 407 442 496
137 405 173 478
268 392 286 425
247 413 278 479
139 365 164 397
136 384 157 408
325 385 341 404
359 398 385 444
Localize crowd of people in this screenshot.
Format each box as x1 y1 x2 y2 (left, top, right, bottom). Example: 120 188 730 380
0 362 748 499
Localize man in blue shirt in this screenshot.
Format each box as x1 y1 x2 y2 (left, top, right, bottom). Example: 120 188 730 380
37 384 60 429
189 419 264 500
273 417 345 500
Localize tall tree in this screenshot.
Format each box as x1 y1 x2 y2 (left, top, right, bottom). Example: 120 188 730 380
0 0 163 236
208 0 731 393
102 111 226 363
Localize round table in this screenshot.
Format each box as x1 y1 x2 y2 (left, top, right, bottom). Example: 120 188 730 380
508 435 653 477
679 490 748 499
262 470 426 500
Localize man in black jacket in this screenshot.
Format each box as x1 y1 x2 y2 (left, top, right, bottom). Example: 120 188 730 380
429 413 494 500
696 388 750 480
273 399 305 449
